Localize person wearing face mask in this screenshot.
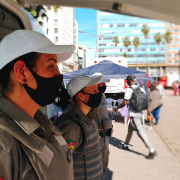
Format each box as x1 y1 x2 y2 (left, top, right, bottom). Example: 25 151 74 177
0 30 75 180
55 75 103 180
90 73 113 180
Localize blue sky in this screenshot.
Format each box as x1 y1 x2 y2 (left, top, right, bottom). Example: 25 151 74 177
75 8 97 59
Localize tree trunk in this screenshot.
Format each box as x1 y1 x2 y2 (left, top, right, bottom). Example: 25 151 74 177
146 38 147 73
158 45 159 61
136 48 137 69
115 46 116 57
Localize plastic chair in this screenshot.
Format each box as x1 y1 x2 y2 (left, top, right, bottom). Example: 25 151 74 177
106 98 115 117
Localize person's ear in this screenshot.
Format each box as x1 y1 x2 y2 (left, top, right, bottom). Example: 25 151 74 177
77 92 84 101
14 61 28 84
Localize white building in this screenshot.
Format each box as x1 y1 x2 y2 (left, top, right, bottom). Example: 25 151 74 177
73 21 79 70
78 45 87 68
40 6 76 73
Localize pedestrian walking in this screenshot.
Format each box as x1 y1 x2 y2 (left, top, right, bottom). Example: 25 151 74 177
91 73 113 180
149 83 163 125
178 82 180 96
114 75 157 159
173 81 178 96
55 75 103 180
0 30 75 179
156 82 164 98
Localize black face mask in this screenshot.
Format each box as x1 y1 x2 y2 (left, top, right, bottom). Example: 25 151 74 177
23 68 63 107
98 86 106 93
81 92 102 108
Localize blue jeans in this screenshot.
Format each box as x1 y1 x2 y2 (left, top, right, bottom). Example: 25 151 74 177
152 106 162 125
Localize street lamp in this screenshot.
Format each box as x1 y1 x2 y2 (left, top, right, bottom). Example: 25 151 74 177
79 31 116 58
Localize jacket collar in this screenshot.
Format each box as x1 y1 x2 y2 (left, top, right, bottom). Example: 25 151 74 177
71 104 93 124
0 93 40 135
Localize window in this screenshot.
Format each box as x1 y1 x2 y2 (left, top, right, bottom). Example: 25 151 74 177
54 36 58 43
117 24 125 27
175 60 179 63
129 24 138 27
54 28 58 34
168 60 172 64
54 19 58 25
128 48 131 52
109 24 114 27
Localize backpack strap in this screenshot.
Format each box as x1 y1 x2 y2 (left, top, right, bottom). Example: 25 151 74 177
129 87 134 90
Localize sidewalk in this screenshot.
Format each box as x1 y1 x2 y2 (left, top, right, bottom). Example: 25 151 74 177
106 90 180 180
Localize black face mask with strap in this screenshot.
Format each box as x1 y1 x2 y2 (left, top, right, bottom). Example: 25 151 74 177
98 86 106 93
81 92 102 108
23 68 63 107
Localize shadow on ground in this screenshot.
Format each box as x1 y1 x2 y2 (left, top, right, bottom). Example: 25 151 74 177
109 136 146 157
105 168 113 180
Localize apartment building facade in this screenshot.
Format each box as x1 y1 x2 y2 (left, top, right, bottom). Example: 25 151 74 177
40 6 76 73
166 23 180 75
97 11 176 79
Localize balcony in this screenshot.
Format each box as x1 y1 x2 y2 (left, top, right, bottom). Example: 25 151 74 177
128 60 166 65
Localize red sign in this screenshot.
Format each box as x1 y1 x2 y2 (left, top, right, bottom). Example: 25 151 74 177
94 61 97 64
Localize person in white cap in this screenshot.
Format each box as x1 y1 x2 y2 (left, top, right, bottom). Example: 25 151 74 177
55 75 103 180
0 30 75 180
90 73 113 180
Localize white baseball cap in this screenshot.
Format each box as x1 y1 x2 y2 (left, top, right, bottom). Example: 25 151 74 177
67 75 103 97
92 73 110 83
0 30 75 69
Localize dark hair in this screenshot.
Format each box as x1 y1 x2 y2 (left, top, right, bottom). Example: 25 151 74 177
150 84 158 91
0 52 41 93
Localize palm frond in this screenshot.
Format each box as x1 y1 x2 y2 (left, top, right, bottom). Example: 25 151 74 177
141 24 150 38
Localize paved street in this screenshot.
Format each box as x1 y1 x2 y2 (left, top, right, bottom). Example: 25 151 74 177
106 90 180 180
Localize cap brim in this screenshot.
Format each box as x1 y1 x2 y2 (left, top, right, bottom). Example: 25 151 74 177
85 76 103 87
35 45 75 62
101 78 110 83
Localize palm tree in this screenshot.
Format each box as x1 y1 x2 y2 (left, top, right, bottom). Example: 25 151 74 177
154 32 164 61
164 31 172 44
141 24 150 70
123 37 131 58
122 53 131 58
133 37 141 69
112 36 119 57
164 31 172 65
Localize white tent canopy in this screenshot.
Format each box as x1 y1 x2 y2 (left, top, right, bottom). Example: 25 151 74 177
18 0 180 25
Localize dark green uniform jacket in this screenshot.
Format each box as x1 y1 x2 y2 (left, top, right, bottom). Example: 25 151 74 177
55 104 103 180
0 93 74 180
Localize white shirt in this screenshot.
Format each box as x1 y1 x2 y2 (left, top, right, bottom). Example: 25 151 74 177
124 85 146 116
157 84 164 96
